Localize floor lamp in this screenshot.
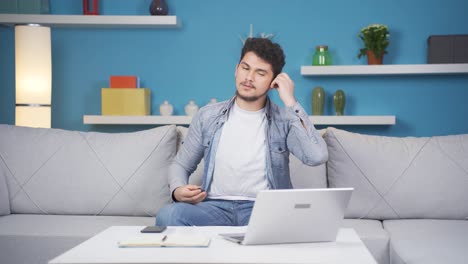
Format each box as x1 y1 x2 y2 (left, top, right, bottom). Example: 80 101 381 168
15 24 52 128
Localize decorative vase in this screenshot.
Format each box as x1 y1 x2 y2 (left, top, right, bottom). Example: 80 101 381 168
366 50 383 65
312 45 332 66
333 90 346 116
185 100 199 116
149 0 168 15
159 100 173 116
83 0 99 15
312 86 325 115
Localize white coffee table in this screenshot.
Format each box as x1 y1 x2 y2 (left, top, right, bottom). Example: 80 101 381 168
49 226 377 264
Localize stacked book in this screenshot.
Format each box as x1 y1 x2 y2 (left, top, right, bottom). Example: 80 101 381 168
101 76 151 116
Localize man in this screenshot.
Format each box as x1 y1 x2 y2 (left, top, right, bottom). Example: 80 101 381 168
156 37 328 226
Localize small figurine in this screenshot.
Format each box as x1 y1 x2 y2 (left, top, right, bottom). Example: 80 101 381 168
185 100 199 116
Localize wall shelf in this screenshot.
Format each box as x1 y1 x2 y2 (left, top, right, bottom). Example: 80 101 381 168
0 14 180 28
83 115 396 125
84 115 191 125
301 64 468 76
309 115 395 125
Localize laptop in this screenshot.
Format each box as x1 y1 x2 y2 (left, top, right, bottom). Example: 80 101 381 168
219 188 353 245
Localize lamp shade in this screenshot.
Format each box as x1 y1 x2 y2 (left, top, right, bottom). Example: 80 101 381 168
15 24 52 128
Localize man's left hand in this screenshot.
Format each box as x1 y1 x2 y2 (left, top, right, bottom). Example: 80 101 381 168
270 73 297 107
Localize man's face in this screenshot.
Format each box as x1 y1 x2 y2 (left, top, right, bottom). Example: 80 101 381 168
235 51 274 102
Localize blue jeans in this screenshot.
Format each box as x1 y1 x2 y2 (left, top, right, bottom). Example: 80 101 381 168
156 199 254 226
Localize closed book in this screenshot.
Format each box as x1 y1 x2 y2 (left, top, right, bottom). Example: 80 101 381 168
118 234 210 248
110 76 139 88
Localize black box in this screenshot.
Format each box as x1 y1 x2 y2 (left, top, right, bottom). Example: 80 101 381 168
427 35 468 63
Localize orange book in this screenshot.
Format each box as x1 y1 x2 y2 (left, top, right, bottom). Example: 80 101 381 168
110 76 139 88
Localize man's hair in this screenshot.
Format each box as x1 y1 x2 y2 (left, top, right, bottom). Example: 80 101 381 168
240 38 286 78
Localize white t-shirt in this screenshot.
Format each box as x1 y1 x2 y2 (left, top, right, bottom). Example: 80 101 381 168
208 101 269 201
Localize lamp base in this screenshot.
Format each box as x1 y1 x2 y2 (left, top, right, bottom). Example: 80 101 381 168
15 106 51 128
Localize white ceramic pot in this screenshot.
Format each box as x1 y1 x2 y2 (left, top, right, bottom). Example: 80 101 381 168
207 98 218 105
159 100 173 116
185 100 199 116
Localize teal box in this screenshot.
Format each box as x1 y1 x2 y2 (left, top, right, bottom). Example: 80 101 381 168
0 0 50 14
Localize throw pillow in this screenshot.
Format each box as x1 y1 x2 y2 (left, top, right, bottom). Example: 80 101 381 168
0 124 177 217
324 127 468 220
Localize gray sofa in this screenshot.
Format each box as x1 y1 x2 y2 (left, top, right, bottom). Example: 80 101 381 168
0 124 467 264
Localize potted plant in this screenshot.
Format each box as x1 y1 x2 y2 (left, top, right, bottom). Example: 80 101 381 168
357 24 390 65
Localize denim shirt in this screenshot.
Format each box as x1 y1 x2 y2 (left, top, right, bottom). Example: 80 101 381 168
169 96 328 198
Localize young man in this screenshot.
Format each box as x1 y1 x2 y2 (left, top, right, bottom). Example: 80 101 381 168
156 38 328 226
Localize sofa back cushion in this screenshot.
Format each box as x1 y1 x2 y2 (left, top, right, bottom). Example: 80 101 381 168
0 124 176 217
176 126 327 189
324 127 468 220
0 164 10 216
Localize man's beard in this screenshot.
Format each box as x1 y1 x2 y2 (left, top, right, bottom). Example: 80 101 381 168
235 88 269 102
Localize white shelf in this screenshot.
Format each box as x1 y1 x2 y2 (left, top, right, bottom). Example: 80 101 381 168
301 64 468 76
84 115 192 125
83 115 396 125
310 115 395 125
0 14 180 28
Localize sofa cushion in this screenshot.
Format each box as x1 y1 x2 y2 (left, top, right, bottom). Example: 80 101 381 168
383 219 468 264
289 152 327 188
0 125 177 216
324 127 468 220
176 126 327 188
0 235 84 264
342 219 389 264
0 214 154 264
0 214 154 237
0 165 10 216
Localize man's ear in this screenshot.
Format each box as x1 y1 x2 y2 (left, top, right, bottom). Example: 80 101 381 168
234 64 238 78
270 75 277 89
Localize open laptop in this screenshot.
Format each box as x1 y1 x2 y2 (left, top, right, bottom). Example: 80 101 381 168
219 188 353 245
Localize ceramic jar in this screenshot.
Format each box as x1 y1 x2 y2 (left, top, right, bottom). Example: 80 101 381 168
159 100 173 116
185 100 199 116
312 45 332 66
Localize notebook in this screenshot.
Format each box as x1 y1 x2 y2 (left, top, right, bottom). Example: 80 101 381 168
219 188 353 245
118 234 210 248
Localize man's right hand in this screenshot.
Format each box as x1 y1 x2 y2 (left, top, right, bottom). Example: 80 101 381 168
173 185 207 204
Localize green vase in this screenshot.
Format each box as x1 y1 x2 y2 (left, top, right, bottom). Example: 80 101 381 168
312 45 332 66
312 86 325 115
333 89 346 115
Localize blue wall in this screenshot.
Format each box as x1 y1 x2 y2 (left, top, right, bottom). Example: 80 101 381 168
1 0 467 136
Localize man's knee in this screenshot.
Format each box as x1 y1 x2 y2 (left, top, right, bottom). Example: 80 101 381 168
156 203 191 226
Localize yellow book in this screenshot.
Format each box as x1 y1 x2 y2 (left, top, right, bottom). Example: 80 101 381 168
101 88 150 116
118 234 211 248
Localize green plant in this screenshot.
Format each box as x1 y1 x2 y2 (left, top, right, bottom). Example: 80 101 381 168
357 24 390 59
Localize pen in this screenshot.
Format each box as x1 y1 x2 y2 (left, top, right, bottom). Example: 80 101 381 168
161 235 167 242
